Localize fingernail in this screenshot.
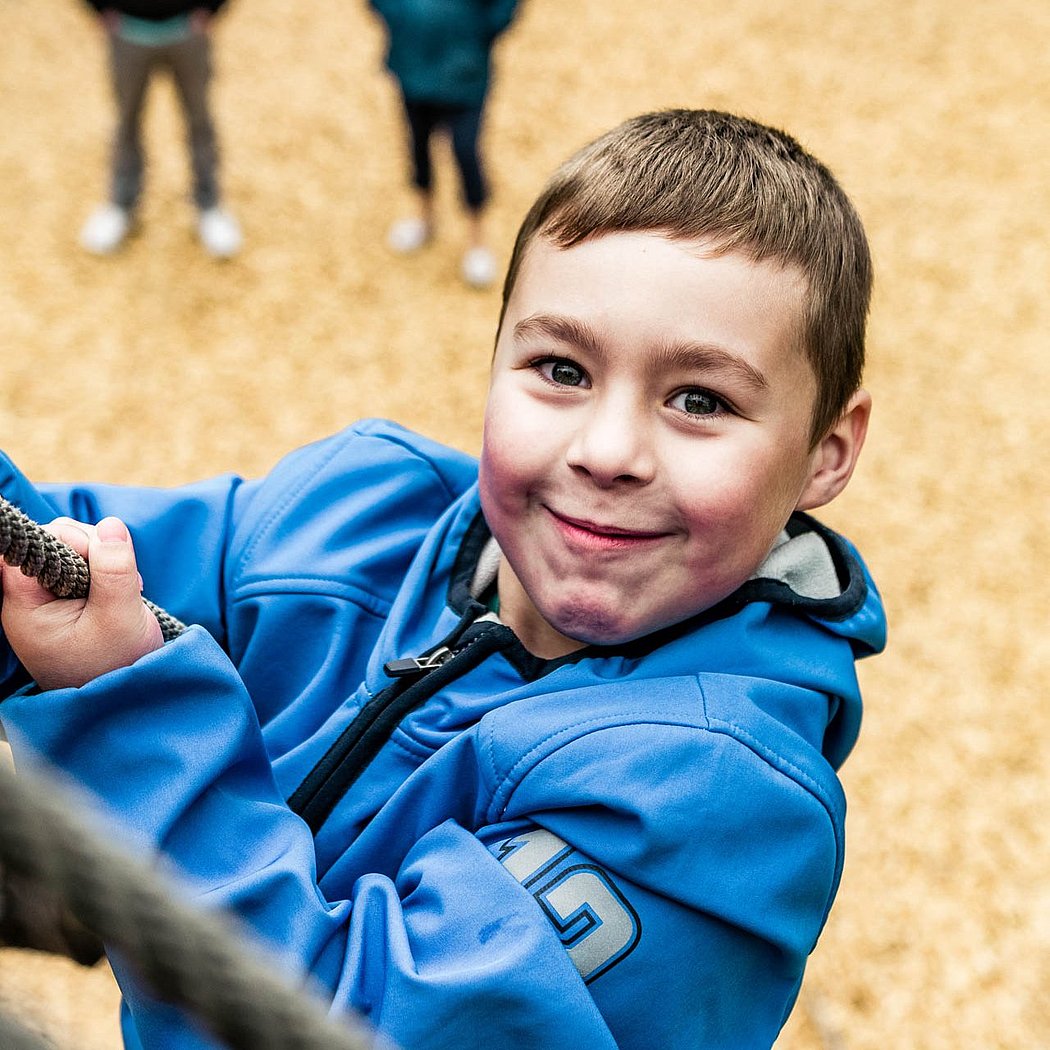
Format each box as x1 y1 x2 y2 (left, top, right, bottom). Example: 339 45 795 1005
97 517 129 544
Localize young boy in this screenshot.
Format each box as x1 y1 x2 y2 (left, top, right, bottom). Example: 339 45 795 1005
0 110 885 1049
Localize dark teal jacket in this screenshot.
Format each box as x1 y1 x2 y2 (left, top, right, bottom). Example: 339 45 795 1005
371 0 519 106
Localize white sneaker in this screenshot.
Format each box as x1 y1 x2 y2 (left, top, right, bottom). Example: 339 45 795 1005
198 206 243 258
461 246 497 289
387 217 431 254
79 204 131 255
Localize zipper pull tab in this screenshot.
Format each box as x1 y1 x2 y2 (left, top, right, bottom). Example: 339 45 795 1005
384 646 454 679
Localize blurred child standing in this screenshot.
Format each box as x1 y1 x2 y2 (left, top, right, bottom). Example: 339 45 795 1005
79 1 242 258
370 0 519 288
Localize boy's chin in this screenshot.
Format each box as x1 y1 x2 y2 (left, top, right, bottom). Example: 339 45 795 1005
546 597 719 650
548 605 666 650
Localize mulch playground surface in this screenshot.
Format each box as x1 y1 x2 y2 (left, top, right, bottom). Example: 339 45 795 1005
1 2 1046 1047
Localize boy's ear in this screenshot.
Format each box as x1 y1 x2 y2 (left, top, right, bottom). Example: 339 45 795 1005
796 389 872 511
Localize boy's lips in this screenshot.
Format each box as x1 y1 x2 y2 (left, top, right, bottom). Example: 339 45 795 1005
545 507 672 547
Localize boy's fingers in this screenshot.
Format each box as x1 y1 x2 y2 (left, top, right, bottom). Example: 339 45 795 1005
45 519 93 559
3 518 141 613
1 562 70 612
2 519 93 607
2 524 79 605
0 558 42 605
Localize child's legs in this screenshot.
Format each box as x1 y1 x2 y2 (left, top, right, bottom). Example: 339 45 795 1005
164 32 219 210
445 101 488 246
445 102 488 215
108 35 155 209
401 96 441 218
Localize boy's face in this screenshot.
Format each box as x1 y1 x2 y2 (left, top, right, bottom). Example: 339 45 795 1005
479 232 837 658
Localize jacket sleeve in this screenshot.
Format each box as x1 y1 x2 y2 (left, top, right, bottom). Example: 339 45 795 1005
474 672 847 1047
1 421 472 699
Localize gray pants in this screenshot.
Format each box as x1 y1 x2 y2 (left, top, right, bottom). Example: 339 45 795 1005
108 30 220 210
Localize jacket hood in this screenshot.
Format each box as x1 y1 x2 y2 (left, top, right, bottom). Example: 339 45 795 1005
442 499 885 770
743 511 887 659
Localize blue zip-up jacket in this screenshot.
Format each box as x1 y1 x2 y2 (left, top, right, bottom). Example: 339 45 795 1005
0 419 886 1050
369 0 518 106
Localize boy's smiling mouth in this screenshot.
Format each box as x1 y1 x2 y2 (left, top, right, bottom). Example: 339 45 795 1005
545 507 672 550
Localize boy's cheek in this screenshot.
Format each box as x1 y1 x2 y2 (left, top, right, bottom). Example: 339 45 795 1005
478 442 540 572
478 423 531 504
477 447 515 526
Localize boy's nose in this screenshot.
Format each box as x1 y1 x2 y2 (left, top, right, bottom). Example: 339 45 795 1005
566 400 656 487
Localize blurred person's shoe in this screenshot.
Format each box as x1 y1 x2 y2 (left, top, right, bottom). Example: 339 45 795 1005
198 206 242 258
387 217 431 254
79 204 131 255
461 246 497 289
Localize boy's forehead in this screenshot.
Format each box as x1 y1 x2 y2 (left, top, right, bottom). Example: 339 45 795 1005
514 230 807 296
507 233 809 346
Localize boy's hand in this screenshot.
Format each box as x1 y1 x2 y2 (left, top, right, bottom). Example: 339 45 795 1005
0 517 164 691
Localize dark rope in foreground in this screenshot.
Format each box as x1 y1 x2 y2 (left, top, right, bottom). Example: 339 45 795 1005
0 1012 56 1050
0 762 382 1050
0 496 186 642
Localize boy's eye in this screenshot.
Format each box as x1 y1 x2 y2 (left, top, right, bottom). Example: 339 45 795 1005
536 358 589 387
668 389 725 416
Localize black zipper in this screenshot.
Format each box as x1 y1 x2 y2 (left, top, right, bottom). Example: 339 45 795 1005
288 622 512 834
383 646 454 678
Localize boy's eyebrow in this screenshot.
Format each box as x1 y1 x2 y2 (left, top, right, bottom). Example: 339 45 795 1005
513 313 769 391
652 342 770 391
513 314 604 356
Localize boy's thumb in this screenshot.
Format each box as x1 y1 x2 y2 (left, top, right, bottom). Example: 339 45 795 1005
86 519 167 657
85 518 145 614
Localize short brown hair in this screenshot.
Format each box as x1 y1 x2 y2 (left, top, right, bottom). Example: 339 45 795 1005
499 110 872 445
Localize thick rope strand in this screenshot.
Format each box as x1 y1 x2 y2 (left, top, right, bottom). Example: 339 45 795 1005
0 496 186 642
0 762 382 1050
0 1012 56 1050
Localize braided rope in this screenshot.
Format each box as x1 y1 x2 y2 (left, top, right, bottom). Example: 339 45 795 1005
0 496 186 642
0 1013 55 1050
0 761 382 1050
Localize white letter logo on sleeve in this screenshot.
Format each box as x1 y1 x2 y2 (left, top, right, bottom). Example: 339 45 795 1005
495 827 641 982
